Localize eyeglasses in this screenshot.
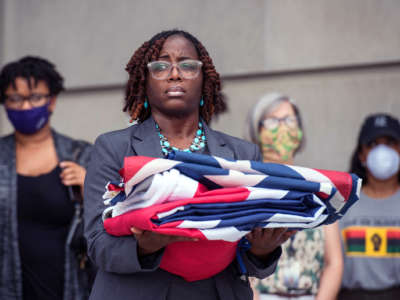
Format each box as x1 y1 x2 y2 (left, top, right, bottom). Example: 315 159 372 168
147 59 203 80
5 93 51 109
260 116 298 130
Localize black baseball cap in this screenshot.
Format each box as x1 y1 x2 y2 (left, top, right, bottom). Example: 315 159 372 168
358 113 400 145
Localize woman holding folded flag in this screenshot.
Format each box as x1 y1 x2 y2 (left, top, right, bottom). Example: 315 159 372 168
83 30 294 300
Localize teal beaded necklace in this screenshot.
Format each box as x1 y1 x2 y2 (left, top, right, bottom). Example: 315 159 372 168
156 122 206 156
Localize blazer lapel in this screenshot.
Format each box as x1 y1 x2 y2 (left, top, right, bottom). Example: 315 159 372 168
203 122 234 160
131 117 164 158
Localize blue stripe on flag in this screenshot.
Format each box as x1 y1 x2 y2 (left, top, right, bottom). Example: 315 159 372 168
153 195 322 226
250 161 305 179
254 176 322 192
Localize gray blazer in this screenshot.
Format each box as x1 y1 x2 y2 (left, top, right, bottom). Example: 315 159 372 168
84 117 281 300
0 130 92 300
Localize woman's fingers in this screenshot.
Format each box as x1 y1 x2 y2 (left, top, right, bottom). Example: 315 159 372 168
171 235 199 242
279 229 297 243
130 227 144 235
262 228 287 240
61 173 76 181
61 175 82 186
59 161 86 187
60 168 76 177
247 227 287 242
131 227 198 255
246 227 298 258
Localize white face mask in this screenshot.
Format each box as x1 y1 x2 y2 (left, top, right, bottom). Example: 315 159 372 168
366 144 400 180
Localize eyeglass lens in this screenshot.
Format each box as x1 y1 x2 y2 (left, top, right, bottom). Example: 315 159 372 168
148 60 202 80
6 94 50 108
262 116 298 129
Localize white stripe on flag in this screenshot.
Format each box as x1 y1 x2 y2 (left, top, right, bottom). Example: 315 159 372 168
328 192 346 211
319 182 333 195
214 157 263 174
246 186 289 200
167 171 200 201
177 219 221 229
356 178 362 199
266 210 322 223
262 213 328 229
199 227 247 242
125 159 180 195
204 170 267 187
107 169 199 218
157 206 185 219
289 165 343 201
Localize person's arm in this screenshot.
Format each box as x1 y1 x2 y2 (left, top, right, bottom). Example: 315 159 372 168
84 133 164 274
84 134 195 274
60 141 93 197
245 228 294 278
315 222 343 300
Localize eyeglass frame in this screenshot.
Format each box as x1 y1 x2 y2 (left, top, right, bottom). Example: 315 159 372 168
259 115 299 130
147 59 203 80
4 93 52 109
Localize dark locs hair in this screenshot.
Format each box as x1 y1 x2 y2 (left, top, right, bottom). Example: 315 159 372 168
123 29 227 123
0 56 65 103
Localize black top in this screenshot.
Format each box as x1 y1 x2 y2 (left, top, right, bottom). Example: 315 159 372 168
17 166 74 300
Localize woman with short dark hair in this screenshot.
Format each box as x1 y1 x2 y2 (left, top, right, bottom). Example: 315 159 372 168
0 56 93 300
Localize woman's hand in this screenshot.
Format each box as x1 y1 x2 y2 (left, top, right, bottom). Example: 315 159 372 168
131 227 198 256
60 161 86 189
246 227 296 260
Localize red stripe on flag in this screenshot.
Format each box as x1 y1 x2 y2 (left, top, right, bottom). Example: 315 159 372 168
194 182 209 196
315 169 352 201
160 239 238 281
120 156 157 182
316 191 329 200
107 184 123 191
103 187 251 237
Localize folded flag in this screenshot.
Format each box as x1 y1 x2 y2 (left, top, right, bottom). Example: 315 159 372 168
102 151 361 281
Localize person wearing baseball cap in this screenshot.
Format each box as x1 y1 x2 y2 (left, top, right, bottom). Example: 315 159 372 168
358 113 400 150
339 113 400 299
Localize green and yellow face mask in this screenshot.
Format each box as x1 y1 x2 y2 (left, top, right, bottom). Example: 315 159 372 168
259 125 303 163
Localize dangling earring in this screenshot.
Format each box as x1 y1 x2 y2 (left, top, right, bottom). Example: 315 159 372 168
144 99 149 109
199 97 204 107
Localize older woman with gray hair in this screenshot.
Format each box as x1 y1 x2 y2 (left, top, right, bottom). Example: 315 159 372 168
246 93 343 300
246 92 304 164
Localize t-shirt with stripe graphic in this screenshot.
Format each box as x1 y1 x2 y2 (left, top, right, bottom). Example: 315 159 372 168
339 189 400 290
